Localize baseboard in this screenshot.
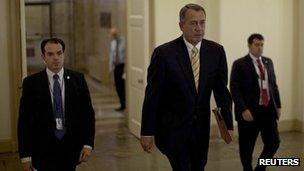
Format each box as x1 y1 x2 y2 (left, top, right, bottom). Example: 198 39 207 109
278 119 304 132
294 119 304 132
0 139 13 153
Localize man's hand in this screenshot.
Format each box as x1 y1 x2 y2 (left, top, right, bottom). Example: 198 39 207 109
22 161 33 171
79 147 92 163
277 108 281 120
140 136 154 153
242 109 254 122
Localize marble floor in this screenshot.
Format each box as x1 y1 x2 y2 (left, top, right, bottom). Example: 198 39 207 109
77 77 304 171
0 77 303 171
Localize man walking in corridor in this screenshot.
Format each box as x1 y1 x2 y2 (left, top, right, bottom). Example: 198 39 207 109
18 38 95 171
140 4 233 171
230 33 281 171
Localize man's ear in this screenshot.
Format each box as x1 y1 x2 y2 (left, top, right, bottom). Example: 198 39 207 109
41 54 46 64
179 22 184 31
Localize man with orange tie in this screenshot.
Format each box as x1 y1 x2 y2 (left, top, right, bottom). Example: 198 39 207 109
230 33 281 171
140 4 233 171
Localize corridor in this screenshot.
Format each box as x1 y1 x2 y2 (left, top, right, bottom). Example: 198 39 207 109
1 0 304 171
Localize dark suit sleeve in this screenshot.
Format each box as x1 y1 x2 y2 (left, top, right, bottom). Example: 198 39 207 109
18 77 34 158
269 59 281 108
79 74 95 148
230 60 248 117
141 47 166 136
213 46 233 130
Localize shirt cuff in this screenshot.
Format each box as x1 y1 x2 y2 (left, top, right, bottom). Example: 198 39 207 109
21 157 32 163
83 145 92 150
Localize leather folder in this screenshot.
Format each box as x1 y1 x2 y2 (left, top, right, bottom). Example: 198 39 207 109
212 108 232 144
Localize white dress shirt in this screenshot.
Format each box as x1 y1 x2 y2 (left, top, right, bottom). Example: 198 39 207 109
183 37 201 59
109 37 126 72
249 53 270 105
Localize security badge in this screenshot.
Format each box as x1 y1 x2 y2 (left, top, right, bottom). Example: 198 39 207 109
55 118 63 130
262 80 268 89
54 75 69 131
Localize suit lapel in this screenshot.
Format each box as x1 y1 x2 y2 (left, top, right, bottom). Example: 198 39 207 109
40 70 56 127
197 39 208 98
63 69 72 128
175 36 197 96
244 55 260 90
261 57 272 81
244 55 259 79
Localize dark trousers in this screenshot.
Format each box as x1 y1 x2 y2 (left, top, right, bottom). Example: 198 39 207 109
165 124 209 171
114 63 126 108
34 136 77 171
238 105 280 171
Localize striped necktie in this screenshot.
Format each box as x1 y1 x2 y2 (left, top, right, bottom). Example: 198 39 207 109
191 47 200 91
257 59 269 106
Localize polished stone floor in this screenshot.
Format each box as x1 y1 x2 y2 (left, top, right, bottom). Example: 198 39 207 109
77 78 304 171
0 77 303 171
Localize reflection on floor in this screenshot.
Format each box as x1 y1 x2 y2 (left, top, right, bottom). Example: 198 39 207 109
0 76 303 171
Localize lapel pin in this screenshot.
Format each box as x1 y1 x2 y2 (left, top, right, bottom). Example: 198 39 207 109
67 76 70 79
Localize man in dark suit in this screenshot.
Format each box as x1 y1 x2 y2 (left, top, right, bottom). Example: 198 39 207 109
18 38 95 171
140 4 233 171
230 33 281 171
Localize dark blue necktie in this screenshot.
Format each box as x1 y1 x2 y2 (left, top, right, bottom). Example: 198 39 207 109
53 74 65 139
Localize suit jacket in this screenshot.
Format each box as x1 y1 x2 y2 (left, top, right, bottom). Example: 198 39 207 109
18 68 95 166
141 36 233 154
230 55 281 121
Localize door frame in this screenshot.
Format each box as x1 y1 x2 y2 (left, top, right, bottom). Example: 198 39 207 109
126 0 154 137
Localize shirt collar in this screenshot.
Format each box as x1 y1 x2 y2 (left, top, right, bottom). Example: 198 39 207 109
249 53 262 62
46 67 64 81
183 36 202 52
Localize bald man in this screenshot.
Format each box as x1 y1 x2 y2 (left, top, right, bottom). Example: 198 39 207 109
109 27 126 111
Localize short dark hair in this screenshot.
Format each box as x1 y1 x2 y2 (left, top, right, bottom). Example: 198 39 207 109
179 3 206 22
41 38 65 55
247 33 264 44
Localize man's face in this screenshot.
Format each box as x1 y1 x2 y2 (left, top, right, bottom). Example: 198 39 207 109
248 39 264 57
179 9 206 46
42 43 65 73
110 28 118 39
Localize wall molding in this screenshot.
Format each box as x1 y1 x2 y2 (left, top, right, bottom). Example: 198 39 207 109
7 0 22 153
294 119 303 132
0 139 14 153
